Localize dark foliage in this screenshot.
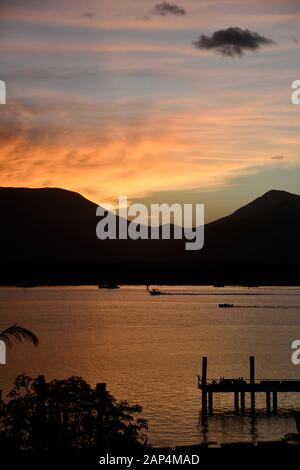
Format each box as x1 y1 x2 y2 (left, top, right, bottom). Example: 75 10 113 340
0 374 148 451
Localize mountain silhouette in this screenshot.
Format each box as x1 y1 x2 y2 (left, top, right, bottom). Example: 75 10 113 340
1 187 300 285
202 189 300 264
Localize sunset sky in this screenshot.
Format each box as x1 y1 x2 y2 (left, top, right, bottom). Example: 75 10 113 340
0 0 299 221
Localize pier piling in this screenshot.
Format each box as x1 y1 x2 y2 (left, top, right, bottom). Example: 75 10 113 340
266 391 271 414
201 357 208 415
250 356 255 415
273 391 278 414
234 391 239 415
240 391 245 415
208 391 213 416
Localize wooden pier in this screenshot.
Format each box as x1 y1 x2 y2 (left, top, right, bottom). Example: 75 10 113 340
198 356 300 416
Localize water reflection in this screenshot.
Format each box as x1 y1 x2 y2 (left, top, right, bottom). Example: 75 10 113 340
199 412 297 444
200 413 209 444
249 417 258 442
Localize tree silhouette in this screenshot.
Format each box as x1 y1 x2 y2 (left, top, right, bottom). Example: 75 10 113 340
0 324 39 348
1 374 148 451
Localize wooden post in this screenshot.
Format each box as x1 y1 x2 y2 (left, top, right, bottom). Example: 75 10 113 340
208 391 213 416
240 391 245 415
266 391 271 414
201 357 208 416
96 383 106 449
273 391 278 414
36 375 46 407
62 407 69 448
54 390 62 448
12 403 22 451
48 398 57 450
33 375 47 451
250 356 255 415
234 391 239 415
202 392 207 416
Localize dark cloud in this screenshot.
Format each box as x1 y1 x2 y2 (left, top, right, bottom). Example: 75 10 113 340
153 2 186 17
272 156 284 160
82 12 95 19
193 27 275 58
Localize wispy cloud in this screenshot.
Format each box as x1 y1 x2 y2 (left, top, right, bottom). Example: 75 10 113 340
193 27 275 57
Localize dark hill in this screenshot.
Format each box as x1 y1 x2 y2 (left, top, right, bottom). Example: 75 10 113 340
1 187 300 285
201 189 300 265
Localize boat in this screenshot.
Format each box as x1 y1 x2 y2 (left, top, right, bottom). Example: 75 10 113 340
218 303 234 308
98 284 120 289
149 288 163 296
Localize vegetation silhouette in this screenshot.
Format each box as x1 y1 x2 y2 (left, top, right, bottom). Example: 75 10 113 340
0 374 148 452
0 324 39 348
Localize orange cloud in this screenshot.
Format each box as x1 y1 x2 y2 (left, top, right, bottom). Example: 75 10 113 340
0 93 298 206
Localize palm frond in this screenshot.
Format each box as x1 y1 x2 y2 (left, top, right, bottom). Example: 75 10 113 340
0 324 39 348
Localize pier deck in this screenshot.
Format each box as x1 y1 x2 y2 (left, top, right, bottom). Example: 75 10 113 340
198 356 300 415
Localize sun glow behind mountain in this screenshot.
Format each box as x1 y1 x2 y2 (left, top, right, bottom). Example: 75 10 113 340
0 0 299 220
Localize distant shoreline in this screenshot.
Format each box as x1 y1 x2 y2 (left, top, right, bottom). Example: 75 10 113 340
2 283 300 289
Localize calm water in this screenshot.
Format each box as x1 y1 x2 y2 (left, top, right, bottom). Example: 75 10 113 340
1 285 300 446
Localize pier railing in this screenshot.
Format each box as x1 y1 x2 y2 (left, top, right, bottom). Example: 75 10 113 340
198 376 300 386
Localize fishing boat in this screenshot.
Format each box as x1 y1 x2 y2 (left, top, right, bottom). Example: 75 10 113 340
149 288 163 296
218 303 234 308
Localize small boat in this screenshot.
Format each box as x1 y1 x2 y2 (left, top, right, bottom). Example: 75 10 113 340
98 284 120 289
149 288 163 296
219 303 234 308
